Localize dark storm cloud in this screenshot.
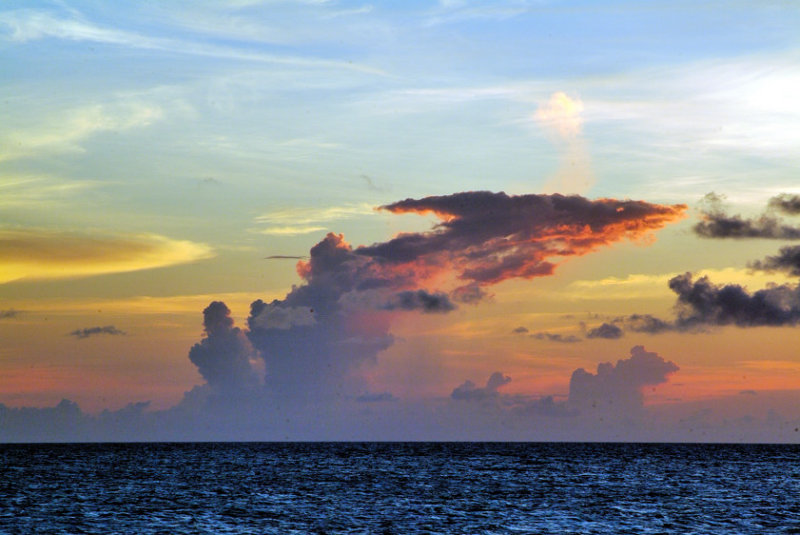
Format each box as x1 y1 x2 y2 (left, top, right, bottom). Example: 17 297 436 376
768 194 800 215
530 331 582 343
568 346 678 413
586 322 623 339
749 245 800 277
603 269 800 335
667 272 800 328
451 372 511 401
382 290 456 313
188 301 258 391
69 325 126 339
693 192 800 239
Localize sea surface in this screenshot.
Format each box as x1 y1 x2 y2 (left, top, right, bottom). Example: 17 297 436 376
1 442 799 534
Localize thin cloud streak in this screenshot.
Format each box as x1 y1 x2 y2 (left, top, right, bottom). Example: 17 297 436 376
69 325 126 339
0 229 213 284
0 9 387 75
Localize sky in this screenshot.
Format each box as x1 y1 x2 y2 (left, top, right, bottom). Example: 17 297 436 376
2 0 800 442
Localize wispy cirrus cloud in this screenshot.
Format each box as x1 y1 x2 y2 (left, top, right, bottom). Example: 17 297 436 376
0 9 386 75
0 101 162 162
0 175 98 208
0 229 213 284
253 203 375 235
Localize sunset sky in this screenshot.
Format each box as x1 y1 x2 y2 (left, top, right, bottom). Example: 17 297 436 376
2 0 800 442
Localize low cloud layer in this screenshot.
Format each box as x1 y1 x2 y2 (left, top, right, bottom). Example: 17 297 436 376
10 345 800 443
69 325 126 339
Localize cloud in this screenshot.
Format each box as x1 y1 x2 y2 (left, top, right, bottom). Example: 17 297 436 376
568 345 678 414
585 322 623 339
768 194 800 215
617 314 674 334
511 326 528 334
0 309 20 319
667 272 800 328
749 245 800 277
535 91 584 139
694 192 800 240
68 325 126 339
249 302 317 330
425 1 533 26
255 226 327 236
451 372 511 401
535 92 593 194
253 203 375 236
450 283 489 304
0 228 213 284
603 261 800 334
0 174 98 209
382 290 456 313
530 331 582 343
264 255 308 260
363 191 686 285
0 9 385 75
1 101 162 162
245 234 395 401
188 301 259 392
193 191 683 403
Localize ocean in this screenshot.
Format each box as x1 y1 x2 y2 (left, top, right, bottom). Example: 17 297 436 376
1 442 799 534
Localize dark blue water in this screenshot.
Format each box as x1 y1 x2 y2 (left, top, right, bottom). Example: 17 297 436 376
1 442 799 534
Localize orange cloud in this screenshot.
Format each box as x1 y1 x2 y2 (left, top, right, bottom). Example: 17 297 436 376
365 192 687 285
